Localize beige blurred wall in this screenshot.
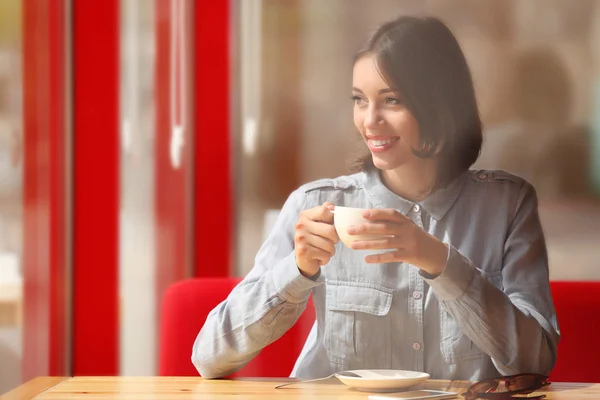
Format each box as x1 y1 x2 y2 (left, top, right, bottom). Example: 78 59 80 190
234 0 600 278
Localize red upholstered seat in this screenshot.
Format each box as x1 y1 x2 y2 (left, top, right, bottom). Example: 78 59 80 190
550 281 600 383
159 277 315 377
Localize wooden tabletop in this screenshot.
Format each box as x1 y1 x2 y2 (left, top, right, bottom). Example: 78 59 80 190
3 376 600 399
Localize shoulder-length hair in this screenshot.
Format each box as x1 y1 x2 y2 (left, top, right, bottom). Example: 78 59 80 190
351 16 482 190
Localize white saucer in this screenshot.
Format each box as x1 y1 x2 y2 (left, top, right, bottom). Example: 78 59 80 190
335 369 430 392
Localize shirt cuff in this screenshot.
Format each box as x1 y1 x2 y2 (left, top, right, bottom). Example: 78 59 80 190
420 244 476 300
271 252 324 303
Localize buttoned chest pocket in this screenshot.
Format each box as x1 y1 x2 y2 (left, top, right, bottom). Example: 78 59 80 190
324 280 393 369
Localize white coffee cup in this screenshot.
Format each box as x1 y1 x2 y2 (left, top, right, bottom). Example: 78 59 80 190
333 206 384 248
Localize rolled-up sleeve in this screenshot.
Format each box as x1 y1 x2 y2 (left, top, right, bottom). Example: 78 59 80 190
192 188 323 379
423 181 560 376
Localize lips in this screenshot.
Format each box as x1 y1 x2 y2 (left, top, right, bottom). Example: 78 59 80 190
367 136 399 153
370 138 397 146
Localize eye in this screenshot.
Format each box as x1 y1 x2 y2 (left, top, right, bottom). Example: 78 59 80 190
385 97 401 105
351 95 367 106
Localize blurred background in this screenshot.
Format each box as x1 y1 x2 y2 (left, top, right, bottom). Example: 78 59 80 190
1 0 600 394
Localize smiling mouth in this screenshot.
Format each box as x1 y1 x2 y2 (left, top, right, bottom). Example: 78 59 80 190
367 136 400 153
368 138 399 147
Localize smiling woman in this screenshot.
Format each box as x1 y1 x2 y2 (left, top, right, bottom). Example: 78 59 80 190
192 15 559 384
349 16 482 199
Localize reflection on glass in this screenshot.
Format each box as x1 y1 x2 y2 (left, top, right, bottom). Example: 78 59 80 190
233 0 600 280
119 0 194 376
0 0 23 394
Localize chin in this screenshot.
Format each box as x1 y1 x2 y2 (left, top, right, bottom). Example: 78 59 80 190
371 154 402 171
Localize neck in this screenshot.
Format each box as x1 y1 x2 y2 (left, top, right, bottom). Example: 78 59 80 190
380 160 437 202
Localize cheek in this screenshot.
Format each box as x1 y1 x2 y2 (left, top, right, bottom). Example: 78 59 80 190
353 109 364 132
394 112 420 145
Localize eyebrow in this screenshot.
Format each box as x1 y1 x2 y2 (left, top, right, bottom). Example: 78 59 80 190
352 87 396 95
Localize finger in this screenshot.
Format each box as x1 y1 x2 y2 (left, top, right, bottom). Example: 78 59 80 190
297 243 332 264
296 224 336 252
350 237 402 251
348 221 400 236
305 233 336 256
323 201 335 211
308 205 334 224
364 250 405 264
312 247 333 265
362 208 410 223
307 221 339 244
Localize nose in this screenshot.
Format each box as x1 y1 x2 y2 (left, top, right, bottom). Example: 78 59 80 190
364 105 383 129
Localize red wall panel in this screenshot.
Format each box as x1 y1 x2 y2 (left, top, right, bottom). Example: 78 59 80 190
72 0 120 375
194 0 232 277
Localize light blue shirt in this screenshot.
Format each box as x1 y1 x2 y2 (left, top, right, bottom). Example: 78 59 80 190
192 167 559 381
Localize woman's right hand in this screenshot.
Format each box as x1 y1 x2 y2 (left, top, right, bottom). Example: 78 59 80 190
294 202 339 278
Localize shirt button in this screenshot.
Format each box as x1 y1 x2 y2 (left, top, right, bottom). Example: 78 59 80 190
412 204 420 213
412 291 422 300
412 342 421 351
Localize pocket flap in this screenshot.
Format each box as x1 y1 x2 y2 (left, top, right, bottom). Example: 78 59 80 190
327 280 393 316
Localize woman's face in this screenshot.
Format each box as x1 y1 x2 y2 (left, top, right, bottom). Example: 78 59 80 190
352 56 421 171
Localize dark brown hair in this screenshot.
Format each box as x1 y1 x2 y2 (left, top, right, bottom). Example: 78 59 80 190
350 16 482 190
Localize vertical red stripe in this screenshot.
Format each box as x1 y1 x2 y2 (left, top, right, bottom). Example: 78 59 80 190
22 0 49 381
48 0 67 377
22 0 67 379
194 0 231 277
72 0 120 375
173 0 182 126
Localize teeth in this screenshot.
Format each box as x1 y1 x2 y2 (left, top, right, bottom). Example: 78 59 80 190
370 138 396 146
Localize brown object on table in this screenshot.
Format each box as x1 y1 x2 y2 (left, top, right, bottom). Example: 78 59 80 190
1 377 68 400
2 376 599 399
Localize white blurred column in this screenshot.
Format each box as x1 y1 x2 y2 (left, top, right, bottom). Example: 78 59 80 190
236 0 264 276
119 0 157 376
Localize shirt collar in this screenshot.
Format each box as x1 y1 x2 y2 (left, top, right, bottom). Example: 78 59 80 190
362 165 467 221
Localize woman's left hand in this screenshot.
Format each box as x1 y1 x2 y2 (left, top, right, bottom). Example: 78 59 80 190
348 208 449 276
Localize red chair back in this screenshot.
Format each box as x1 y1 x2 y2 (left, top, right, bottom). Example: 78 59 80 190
550 281 600 383
159 277 316 377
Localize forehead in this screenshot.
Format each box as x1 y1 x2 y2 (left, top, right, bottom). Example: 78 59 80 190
352 56 390 90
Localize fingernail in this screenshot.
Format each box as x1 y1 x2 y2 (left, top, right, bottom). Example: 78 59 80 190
363 211 371 217
347 226 356 234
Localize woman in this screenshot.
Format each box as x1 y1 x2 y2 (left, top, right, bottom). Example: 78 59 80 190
192 16 559 381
